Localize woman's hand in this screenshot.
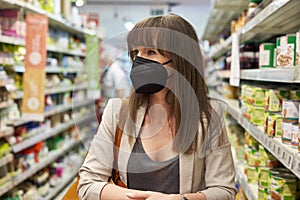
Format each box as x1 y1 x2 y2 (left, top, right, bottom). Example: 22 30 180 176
126 191 181 200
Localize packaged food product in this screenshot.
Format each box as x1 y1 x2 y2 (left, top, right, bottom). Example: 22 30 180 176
291 123 299 148
270 173 297 200
282 118 297 144
267 112 283 138
250 106 265 126
259 167 271 188
258 145 280 168
259 43 276 68
290 90 300 100
265 89 289 112
282 100 300 119
246 165 259 184
247 147 259 166
253 87 265 107
258 186 270 200
275 114 283 138
277 34 297 67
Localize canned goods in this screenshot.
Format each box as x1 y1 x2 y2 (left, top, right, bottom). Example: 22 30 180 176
282 100 300 119
245 132 259 147
258 186 270 200
250 106 265 126
291 123 299 148
259 167 271 188
290 90 300 101
259 43 276 68
246 165 259 184
267 112 277 137
265 89 289 112
253 87 265 107
282 118 297 144
247 147 259 166
270 173 297 200
258 145 280 168
275 114 283 138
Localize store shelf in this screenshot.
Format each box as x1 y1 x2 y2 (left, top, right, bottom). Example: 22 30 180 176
239 0 300 42
11 136 89 194
0 154 13 168
0 35 25 46
13 66 84 73
13 83 88 99
0 134 90 196
44 164 82 200
0 0 95 37
7 100 93 127
202 0 248 43
11 114 93 153
0 127 14 138
209 0 300 60
209 36 232 60
0 177 13 197
47 46 86 57
0 35 85 57
231 148 258 199
218 67 300 83
0 100 14 110
210 90 300 179
235 163 258 200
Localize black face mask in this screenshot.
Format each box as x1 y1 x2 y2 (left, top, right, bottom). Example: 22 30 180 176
130 56 172 94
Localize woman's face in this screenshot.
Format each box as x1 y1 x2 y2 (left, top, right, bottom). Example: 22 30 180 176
136 48 169 64
135 48 173 76
134 48 175 93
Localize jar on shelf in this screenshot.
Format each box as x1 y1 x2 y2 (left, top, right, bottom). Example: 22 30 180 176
247 0 262 20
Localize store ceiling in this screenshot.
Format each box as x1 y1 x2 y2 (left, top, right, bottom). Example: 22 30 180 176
86 0 210 5
82 0 212 41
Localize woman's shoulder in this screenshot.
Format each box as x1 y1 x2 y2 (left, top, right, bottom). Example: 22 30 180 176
103 98 129 116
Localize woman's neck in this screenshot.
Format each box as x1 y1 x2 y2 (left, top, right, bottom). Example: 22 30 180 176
149 88 169 106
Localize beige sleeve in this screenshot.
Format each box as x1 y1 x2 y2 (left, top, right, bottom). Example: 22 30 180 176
200 143 237 200
200 100 237 200
77 98 122 200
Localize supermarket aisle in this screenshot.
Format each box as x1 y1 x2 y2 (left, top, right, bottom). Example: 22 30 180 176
0 0 300 199
204 0 300 199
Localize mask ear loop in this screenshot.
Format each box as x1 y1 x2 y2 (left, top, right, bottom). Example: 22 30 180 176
162 60 172 65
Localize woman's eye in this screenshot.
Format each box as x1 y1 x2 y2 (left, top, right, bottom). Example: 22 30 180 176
147 50 156 55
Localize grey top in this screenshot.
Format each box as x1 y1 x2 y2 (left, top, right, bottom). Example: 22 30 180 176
127 137 179 194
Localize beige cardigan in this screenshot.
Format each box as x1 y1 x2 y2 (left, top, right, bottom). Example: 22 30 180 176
78 98 236 200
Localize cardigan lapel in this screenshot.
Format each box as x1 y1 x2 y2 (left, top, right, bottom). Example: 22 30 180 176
118 101 148 185
179 151 195 194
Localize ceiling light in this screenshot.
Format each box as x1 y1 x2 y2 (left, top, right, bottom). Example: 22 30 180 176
75 0 84 7
124 21 135 31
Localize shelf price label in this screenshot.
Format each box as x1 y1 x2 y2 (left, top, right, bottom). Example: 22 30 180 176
280 149 293 168
291 157 300 178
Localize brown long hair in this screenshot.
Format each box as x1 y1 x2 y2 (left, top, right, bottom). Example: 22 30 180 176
127 14 212 153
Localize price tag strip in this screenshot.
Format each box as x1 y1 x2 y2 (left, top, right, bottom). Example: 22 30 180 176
291 155 300 178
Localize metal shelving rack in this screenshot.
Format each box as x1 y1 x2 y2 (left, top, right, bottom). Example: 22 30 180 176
206 0 300 60
210 90 300 180
204 1 300 197
0 0 98 198
218 66 300 83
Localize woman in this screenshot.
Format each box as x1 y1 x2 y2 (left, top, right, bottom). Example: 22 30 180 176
78 14 236 200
